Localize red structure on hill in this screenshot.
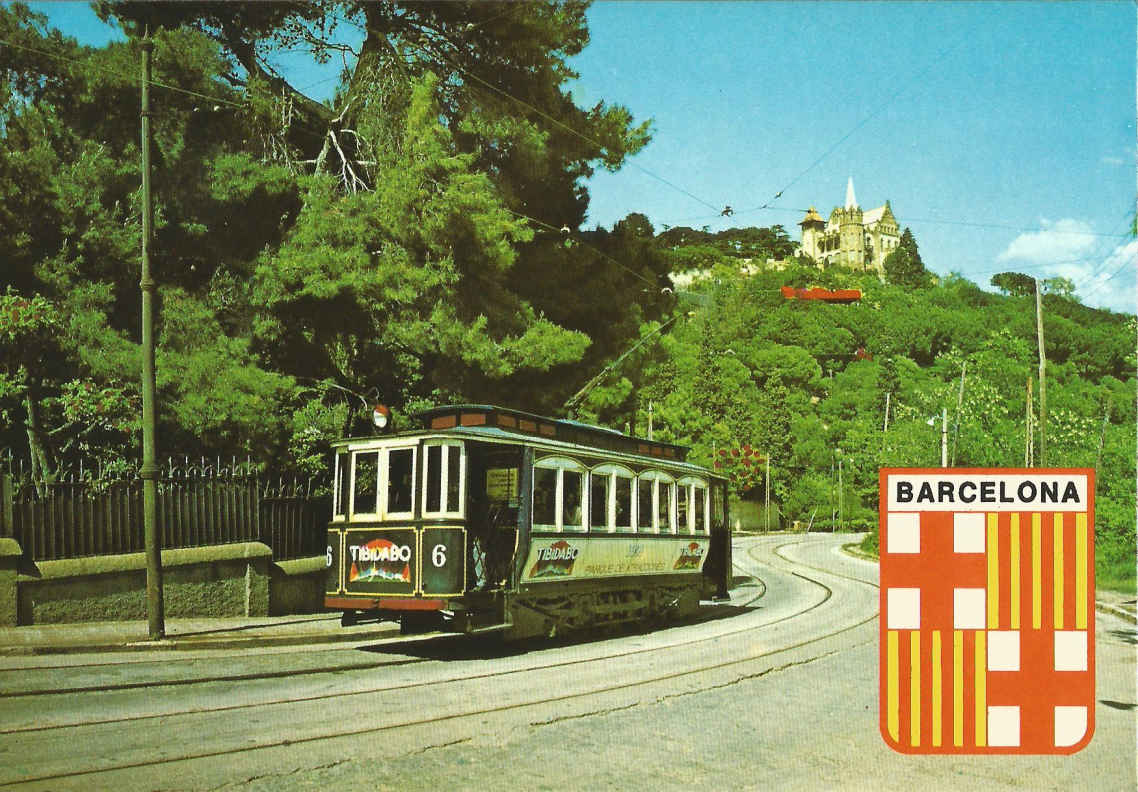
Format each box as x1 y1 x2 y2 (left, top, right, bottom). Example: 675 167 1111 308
780 286 862 303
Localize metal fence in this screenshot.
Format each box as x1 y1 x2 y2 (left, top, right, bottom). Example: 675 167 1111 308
0 469 329 562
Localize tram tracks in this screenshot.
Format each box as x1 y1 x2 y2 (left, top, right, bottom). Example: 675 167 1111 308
0 534 875 788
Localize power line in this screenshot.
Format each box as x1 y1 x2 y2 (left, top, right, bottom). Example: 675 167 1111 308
0 36 246 109
735 35 969 217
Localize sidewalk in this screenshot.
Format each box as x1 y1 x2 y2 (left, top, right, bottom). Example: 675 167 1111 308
0 612 403 655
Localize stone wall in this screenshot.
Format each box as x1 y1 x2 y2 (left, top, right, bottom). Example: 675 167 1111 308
0 541 329 626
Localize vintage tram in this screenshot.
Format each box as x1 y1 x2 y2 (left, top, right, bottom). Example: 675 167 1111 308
324 404 732 640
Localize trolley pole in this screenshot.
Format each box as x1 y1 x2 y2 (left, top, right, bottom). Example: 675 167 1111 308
140 32 165 640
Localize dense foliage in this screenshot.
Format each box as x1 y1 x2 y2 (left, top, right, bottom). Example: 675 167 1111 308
614 254 1135 590
0 1 662 478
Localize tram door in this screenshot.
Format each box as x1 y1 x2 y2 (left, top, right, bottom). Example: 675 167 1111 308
704 482 732 599
467 445 523 590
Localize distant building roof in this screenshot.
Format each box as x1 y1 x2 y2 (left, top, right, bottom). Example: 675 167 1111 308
862 206 886 225
799 206 824 225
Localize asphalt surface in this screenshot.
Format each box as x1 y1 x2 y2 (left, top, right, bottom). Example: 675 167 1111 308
0 533 1132 792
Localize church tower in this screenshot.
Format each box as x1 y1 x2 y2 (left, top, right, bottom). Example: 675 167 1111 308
797 206 825 260
838 177 865 269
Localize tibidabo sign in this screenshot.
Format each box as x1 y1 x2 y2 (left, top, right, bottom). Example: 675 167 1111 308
879 468 1095 755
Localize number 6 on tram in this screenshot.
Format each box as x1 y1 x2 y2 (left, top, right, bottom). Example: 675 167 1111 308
324 405 732 640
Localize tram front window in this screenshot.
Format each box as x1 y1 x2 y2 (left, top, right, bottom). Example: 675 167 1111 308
353 452 379 515
387 448 413 514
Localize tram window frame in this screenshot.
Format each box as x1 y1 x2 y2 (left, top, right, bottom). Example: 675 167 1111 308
694 485 708 534
590 464 634 533
532 456 587 533
384 446 416 518
333 450 350 521
678 476 710 535
421 440 465 518
614 472 634 532
657 479 675 534
350 450 381 520
636 471 675 534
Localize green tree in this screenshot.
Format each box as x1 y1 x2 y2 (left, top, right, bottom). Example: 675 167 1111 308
883 227 931 288
990 271 1036 297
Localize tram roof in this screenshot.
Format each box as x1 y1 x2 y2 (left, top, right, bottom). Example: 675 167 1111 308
337 404 693 464
415 404 689 461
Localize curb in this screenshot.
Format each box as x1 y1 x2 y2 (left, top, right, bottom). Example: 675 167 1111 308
0 622 403 656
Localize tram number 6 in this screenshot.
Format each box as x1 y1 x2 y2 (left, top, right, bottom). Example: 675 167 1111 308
432 543 447 568
326 545 333 567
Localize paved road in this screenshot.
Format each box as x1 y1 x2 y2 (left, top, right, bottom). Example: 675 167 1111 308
0 533 1132 790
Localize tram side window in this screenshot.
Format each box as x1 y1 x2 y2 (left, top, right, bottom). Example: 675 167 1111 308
614 475 633 532
562 469 585 531
637 478 654 532
657 481 674 534
334 451 350 520
590 473 610 531
676 485 689 534
352 451 380 516
694 486 707 534
533 467 558 528
387 448 414 515
711 483 726 530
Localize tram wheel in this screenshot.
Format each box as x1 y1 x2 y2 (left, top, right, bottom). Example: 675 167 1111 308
341 610 358 627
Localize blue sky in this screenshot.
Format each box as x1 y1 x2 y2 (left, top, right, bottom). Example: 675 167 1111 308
27 1 1137 313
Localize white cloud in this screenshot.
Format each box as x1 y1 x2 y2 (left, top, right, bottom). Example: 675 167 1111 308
1100 155 1126 166
1075 239 1138 314
997 218 1098 264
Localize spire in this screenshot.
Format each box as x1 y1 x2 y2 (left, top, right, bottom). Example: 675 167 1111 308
845 177 857 209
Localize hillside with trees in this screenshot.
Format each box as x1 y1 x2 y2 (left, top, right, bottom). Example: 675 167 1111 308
572 226 1135 590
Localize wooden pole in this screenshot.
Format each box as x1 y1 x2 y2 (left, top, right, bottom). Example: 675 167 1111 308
1095 401 1110 478
1035 279 1047 466
951 361 966 466
941 407 948 467
883 392 891 433
764 453 770 532
1025 378 1033 467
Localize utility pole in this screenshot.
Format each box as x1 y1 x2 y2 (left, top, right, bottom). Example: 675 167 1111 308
764 453 770 532
1035 279 1047 466
837 457 843 530
1095 401 1110 478
647 401 654 440
140 31 164 640
830 454 835 530
1026 378 1034 467
940 407 948 467
951 361 966 466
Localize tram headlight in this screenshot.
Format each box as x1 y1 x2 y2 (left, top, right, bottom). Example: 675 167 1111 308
372 404 392 432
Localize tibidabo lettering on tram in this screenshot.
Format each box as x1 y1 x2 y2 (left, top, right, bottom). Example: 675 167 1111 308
324 404 732 640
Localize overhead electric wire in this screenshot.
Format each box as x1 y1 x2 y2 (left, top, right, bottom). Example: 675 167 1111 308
731 37 969 218
0 36 246 110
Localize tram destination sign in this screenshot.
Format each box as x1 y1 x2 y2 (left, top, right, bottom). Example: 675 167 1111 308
879 468 1095 755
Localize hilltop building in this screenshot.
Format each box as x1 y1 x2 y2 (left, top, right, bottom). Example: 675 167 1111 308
796 178 900 274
